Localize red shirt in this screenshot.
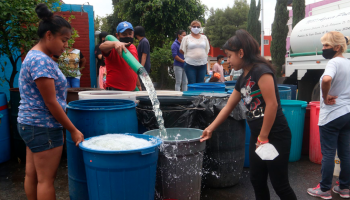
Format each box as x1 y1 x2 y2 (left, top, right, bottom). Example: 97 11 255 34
103 45 138 91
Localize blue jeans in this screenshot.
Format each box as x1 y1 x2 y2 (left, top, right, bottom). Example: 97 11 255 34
319 112 350 191
174 66 188 91
66 77 80 88
184 63 207 84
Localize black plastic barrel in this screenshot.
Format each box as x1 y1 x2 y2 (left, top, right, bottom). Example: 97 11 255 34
136 96 201 130
193 93 246 188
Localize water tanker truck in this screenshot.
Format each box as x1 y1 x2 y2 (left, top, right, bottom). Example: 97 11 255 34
285 0 350 102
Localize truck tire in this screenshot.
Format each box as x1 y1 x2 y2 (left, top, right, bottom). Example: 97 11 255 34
311 82 320 101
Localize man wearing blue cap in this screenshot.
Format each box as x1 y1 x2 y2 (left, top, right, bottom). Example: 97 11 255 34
100 21 142 91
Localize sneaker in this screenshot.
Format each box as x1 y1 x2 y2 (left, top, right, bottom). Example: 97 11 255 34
333 185 350 198
307 184 332 199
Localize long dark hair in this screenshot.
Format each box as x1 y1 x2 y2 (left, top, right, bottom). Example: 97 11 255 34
176 30 186 40
222 29 275 73
99 31 108 44
36 3 72 38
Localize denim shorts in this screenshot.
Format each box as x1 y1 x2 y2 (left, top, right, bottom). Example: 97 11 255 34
17 123 64 153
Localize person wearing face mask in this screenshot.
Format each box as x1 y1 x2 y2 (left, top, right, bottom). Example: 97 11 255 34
212 54 225 82
99 21 142 91
307 32 350 200
180 20 210 84
172 30 187 91
95 31 108 88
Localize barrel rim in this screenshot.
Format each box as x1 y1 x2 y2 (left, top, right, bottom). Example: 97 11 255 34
280 100 307 106
188 83 225 88
67 99 136 110
79 133 162 154
143 128 204 143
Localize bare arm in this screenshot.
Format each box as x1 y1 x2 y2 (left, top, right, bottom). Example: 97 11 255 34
200 89 241 142
99 41 129 57
179 49 184 55
35 78 84 146
97 54 103 60
141 53 147 67
174 55 184 63
257 74 278 142
79 57 86 70
321 75 337 105
230 75 233 81
136 77 142 91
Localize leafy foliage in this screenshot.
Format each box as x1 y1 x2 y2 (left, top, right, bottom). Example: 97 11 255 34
271 0 289 76
95 15 109 32
292 0 305 30
204 0 249 48
0 0 60 88
113 0 207 49
149 40 175 89
247 0 261 45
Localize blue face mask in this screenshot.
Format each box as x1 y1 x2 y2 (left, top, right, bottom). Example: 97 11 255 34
221 60 224 64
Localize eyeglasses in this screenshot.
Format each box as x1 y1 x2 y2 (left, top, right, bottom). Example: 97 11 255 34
192 26 201 28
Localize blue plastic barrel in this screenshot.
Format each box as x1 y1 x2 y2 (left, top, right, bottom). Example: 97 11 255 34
278 86 292 100
79 133 162 200
279 84 297 100
188 83 226 92
244 121 251 167
280 100 307 162
225 80 237 86
0 92 10 163
66 99 138 200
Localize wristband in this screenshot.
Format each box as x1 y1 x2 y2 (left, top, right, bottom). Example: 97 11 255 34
257 136 269 144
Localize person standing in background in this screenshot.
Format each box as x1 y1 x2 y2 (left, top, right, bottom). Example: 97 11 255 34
171 30 187 91
95 31 108 88
180 20 210 84
134 26 151 90
212 55 225 83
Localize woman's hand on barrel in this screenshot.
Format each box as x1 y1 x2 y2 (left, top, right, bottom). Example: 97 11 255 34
71 129 84 146
200 128 213 142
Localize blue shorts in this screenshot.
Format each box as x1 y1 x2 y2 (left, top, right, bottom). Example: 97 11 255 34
17 123 64 153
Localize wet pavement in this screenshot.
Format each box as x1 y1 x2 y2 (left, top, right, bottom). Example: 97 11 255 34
0 155 344 200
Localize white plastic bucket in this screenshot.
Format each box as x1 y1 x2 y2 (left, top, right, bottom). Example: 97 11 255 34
78 91 136 102
136 90 183 97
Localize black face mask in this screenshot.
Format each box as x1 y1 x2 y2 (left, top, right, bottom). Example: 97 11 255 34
119 37 134 44
322 48 337 59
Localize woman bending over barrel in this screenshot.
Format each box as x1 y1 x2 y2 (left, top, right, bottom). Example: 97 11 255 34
17 4 84 200
200 30 297 200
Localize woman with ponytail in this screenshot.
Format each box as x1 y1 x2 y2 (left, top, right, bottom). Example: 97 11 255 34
307 32 350 199
200 29 297 200
17 3 84 199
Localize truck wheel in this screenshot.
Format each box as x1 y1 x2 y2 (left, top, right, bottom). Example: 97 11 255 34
311 82 320 101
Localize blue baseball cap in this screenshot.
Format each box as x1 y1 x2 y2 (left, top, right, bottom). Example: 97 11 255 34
116 21 134 33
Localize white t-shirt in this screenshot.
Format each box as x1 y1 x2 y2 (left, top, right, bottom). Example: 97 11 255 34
319 57 350 126
180 34 210 66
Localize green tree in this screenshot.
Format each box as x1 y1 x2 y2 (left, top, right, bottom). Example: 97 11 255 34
271 0 289 76
0 0 60 88
247 0 261 45
100 16 109 32
204 0 249 48
113 0 207 49
95 15 109 32
292 0 305 29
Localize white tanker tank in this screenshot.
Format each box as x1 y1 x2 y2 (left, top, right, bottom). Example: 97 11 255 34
290 7 350 54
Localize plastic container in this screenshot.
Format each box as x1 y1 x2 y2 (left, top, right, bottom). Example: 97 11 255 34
278 86 292 100
78 91 136 102
302 104 311 155
79 133 162 200
9 88 26 162
144 128 206 200
225 86 236 92
0 92 11 163
280 100 307 162
244 121 251 168
309 101 322 164
225 80 237 87
66 99 138 200
279 84 297 100
67 87 103 104
183 91 226 96
135 90 183 97
188 83 226 93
